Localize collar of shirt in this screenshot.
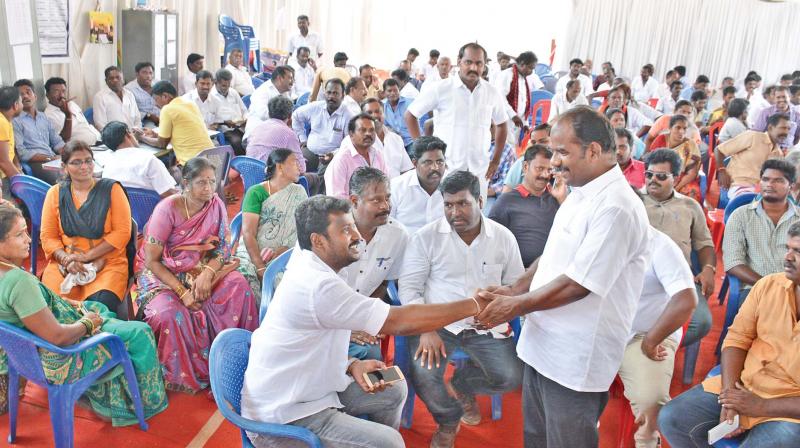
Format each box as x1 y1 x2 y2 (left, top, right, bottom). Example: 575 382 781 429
570 165 626 201
752 199 799 222
435 214 495 239
452 74 487 94
515 183 551 199
18 110 42 121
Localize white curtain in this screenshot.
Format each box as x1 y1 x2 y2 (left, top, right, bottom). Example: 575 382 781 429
562 0 800 85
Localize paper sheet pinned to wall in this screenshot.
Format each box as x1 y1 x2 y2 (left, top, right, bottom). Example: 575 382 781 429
6 0 34 45
12 45 34 79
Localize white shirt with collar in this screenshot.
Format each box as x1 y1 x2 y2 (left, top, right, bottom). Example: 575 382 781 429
555 74 594 96
375 129 413 179
400 82 419 99
339 219 409 296
289 61 316 98
182 89 222 127
631 76 659 103
342 95 362 117
245 81 290 138
517 165 651 392
240 248 390 425
493 67 545 119
225 63 255 96
407 76 509 175
626 106 653 136
102 146 177 195
211 86 248 123
44 101 100 146
656 95 678 114
178 72 196 96
547 90 589 123
399 216 524 337
91 85 141 131
291 102 352 155
423 63 439 82
287 32 324 58
389 169 445 234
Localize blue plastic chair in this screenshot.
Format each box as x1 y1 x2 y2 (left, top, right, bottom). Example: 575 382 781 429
0 321 148 448
298 176 310 196
196 145 235 199
83 107 93 125
124 187 161 234
529 90 554 125
219 15 261 73
242 95 251 109
209 328 322 448
230 212 243 247
251 76 264 89
20 163 33 176
10 175 49 275
259 248 294 322
294 92 310 110
230 156 266 194
699 171 707 205
388 281 517 428
534 63 552 78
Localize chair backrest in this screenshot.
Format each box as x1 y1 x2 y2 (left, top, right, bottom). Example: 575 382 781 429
530 89 554 105
242 95 251 109
260 248 294 322
10 175 50 228
723 192 757 223
230 156 266 193
84 107 94 124
209 328 251 423
218 15 243 42
196 145 235 198
0 321 51 384
542 76 558 94
124 187 161 234
535 63 552 78
251 76 264 89
531 100 551 126
298 176 310 196
294 92 310 110
230 212 242 246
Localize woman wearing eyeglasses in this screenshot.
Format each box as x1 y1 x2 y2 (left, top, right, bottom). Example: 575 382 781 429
135 157 257 393
40 141 133 310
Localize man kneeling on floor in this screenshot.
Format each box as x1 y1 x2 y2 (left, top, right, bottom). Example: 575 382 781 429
240 195 494 447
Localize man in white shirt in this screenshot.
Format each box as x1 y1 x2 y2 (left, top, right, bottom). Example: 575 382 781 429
555 58 594 96
390 136 446 233
607 86 653 138
224 48 255 97
240 195 494 448
342 77 368 116
422 49 441 82
244 66 294 139
339 167 410 361
475 106 651 447
405 42 510 202
632 64 660 103
100 121 177 197
363 98 413 179
548 79 588 123
391 69 419 99
182 70 222 129
287 15 324 61
493 51 543 143
656 80 684 114
656 69 679 100
289 47 315 99
92 66 141 131
43 77 100 146
400 170 524 447
179 53 204 96
212 68 248 155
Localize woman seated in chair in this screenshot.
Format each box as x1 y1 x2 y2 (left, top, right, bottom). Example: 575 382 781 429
40 141 133 311
649 114 703 203
136 157 258 393
235 149 307 300
0 205 167 424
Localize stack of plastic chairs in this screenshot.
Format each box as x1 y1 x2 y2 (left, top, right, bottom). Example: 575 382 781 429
218 15 261 73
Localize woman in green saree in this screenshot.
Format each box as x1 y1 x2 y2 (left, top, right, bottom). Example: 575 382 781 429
0 205 167 426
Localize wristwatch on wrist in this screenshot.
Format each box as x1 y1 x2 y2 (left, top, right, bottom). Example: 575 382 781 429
345 357 359 376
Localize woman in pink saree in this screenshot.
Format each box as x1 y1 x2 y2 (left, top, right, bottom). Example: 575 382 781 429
135 158 258 393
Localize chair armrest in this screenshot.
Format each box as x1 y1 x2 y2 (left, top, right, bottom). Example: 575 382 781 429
33 331 124 356
225 412 322 447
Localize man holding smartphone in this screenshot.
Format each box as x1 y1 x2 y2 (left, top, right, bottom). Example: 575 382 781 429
240 196 494 448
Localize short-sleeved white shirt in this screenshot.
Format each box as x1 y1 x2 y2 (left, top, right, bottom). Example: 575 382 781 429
555 74 594 96
517 165 651 392
407 76 509 174
632 76 659 103
389 169 445 234
225 63 255 97
240 248 391 424
101 147 177 195
287 32 324 58
376 130 413 179
339 219 409 296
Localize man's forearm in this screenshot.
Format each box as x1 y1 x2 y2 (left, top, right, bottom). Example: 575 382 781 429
698 246 716 272
404 111 421 139
381 300 479 336
514 274 590 315
720 346 747 391
728 264 761 286
510 258 539 295
763 396 800 419
492 125 508 162
60 116 72 141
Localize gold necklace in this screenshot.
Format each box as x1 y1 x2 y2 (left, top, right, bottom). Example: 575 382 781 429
266 180 272 195
0 260 18 270
183 195 191 219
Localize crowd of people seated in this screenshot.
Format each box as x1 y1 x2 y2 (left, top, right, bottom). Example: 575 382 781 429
0 11 799 448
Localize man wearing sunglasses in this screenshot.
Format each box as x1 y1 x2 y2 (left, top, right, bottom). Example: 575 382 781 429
641 149 715 356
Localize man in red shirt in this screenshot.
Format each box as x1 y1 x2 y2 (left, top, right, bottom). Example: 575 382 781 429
617 128 645 188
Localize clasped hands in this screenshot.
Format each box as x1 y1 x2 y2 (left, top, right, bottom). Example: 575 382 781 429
56 250 105 275
181 269 214 311
472 285 520 330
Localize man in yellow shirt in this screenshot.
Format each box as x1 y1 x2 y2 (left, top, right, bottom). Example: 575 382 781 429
659 221 800 446
139 81 214 165
0 87 23 198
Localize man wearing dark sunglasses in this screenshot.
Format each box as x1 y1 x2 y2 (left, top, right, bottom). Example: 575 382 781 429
641 149 715 355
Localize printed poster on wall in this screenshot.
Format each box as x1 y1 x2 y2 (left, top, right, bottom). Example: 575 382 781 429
88 11 114 44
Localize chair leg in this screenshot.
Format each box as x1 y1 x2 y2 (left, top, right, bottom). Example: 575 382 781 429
120 358 149 431
718 275 729 305
7 370 18 443
47 387 75 448
30 231 39 275
682 340 701 384
490 394 502 420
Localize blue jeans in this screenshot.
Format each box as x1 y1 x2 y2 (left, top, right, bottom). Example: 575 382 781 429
406 329 522 426
348 341 382 361
681 283 713 347
659 383 800 447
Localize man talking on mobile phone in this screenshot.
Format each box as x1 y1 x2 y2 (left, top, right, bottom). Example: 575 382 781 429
240 195 494 448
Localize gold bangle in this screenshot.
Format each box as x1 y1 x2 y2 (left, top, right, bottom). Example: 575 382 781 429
703 264 716 273
470 297 481 316
203 264 217 275
256 267 266 273
174 284 187 297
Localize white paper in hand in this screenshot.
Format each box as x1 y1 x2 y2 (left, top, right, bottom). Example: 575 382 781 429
708 414 739 445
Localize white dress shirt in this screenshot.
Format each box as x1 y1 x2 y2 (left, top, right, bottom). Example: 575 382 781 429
211 86 248 123
225 63 255 96
517 165 651 392
630 229 695 345
407 76 509 176
339 219 409 296
179 72 196 96
290 61 316 98
389 169 445 234
400 82 419 99
287 32 324 58
240 248 390 424
291 102 353 155
423 63 439 82
399 216 524 336
244 81 291 138
92 86 141 131
656 82 672 100
101 147 177 195
555 74 594 96
626 106 653 136
631 76 659 103
547 90 589 123
182 89 222 127
493 67 545 119
341 95 362 117
376 129 413 179
44 101 100 146
656 95 678 114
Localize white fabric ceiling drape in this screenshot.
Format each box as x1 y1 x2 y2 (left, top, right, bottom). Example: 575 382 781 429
562 0 800 84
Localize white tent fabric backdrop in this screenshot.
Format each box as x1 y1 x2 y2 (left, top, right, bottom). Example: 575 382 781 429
563 0 800 85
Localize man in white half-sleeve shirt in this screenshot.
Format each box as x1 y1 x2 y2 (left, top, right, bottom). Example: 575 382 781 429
399 171 524 447
224 48 255 97
405 42 510 203
243 65 294 140
548 79 588 123
475 106 651 447
631 64 660 103
240 196 494 448
555 58 594 96
92 66 141 131
362 98 413 179
287 15 324 60
390 136 447 234
339 168 409 361
290 47 316 98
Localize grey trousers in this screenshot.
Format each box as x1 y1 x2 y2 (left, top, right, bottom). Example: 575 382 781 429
523 363 609 448
248 380 407 448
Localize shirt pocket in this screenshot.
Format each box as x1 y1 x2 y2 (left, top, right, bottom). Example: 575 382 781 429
482 263 504 285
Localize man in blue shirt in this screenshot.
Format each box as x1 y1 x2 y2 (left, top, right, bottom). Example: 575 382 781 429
381 79 413 153
12 79 64 184
680 75 710 101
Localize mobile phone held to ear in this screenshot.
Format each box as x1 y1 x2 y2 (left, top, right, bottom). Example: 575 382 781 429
363 365 405 389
